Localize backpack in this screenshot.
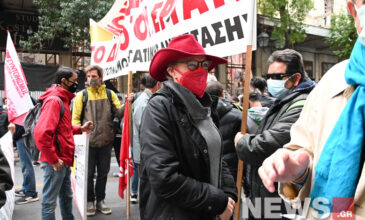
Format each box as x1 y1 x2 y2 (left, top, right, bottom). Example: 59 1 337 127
23 96 65 154
79 88 114 122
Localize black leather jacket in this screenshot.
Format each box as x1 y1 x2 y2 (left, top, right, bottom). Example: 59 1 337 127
139 81 237 220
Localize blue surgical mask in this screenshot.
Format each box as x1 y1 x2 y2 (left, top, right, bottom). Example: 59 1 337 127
267 79 290 99
355 4 365 46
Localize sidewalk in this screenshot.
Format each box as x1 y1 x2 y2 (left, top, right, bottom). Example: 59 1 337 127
12 155 140 220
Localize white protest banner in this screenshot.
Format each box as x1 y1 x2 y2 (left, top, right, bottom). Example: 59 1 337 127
91 0 257 80
4 31 34 125
0 132 15 220
71 133 89 220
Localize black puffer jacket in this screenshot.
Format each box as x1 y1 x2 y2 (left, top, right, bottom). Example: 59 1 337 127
0 147 13 208
139 81 237 220
0 107 8 139
236 78 315 218
216 97 242 183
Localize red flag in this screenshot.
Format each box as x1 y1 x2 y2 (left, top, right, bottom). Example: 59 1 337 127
118 99 133 198
4 31 33 125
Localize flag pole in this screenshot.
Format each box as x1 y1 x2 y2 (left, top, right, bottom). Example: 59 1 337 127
234 0 256 219
126 70 133 217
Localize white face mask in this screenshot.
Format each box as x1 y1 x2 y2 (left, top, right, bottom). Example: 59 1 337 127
88 78 100 87
355 4 365 46
267 79 290 99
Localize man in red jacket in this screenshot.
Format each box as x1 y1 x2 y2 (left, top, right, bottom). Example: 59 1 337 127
34 67 93 220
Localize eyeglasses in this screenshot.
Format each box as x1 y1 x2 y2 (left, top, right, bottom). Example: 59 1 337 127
265 73 292 80
176 60 212 71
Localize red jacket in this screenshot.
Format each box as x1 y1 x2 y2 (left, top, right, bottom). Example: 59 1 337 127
34 85 81 166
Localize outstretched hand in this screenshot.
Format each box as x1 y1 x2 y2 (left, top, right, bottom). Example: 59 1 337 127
258 148 310 193
81 121 94 134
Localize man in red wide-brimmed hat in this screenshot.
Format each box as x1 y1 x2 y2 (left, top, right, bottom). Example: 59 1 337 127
139 34 237 220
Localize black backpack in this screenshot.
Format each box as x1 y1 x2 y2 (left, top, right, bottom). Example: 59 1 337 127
23 96 65 154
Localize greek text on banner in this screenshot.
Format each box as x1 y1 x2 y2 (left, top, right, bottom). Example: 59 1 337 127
90 0 257 80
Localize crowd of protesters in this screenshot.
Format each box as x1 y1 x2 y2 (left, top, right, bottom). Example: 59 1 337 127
1 0 365 219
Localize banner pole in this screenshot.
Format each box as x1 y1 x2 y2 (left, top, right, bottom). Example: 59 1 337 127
234 45 252 220
126 71 133 217
234 0 255 219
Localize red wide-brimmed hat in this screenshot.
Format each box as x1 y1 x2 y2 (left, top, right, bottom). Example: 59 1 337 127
149 34 228 81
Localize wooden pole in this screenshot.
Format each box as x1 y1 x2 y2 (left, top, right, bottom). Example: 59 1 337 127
126 71 133 217
234 46 253 220
234 0 256 217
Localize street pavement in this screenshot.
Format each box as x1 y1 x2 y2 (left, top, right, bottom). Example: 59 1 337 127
12 152 140 220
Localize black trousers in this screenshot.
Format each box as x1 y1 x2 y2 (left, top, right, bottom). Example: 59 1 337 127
87 144 112 202
113 136 121 167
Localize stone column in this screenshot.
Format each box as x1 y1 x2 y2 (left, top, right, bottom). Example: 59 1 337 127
59 51 72 67
217 64 227 90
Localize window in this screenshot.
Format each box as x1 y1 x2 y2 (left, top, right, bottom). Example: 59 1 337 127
304 61 314 79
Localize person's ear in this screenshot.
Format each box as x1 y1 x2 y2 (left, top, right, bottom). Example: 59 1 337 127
166 66 174 76
167 66 178 80
292 73 302 87
61 78 67 85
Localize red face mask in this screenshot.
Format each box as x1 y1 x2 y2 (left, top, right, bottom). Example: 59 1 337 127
174 68 208 98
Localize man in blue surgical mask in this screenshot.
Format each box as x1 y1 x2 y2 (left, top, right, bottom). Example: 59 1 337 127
258 0 365 219
234 49 316 219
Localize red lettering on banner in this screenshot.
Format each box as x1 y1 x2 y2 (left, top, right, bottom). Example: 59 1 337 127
151 2 163 33
106 1 128 35
125 0 140 16
108 17 130 50
112 16 126 30
183 0 209 20
106 24 123 36
213 0 225 8
170 8 179 25
120 26 130 50
159 0 177 30
134 9 149 40
93 46 106 63
106 43 118 62
119 0 128 13
5 51 28 98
